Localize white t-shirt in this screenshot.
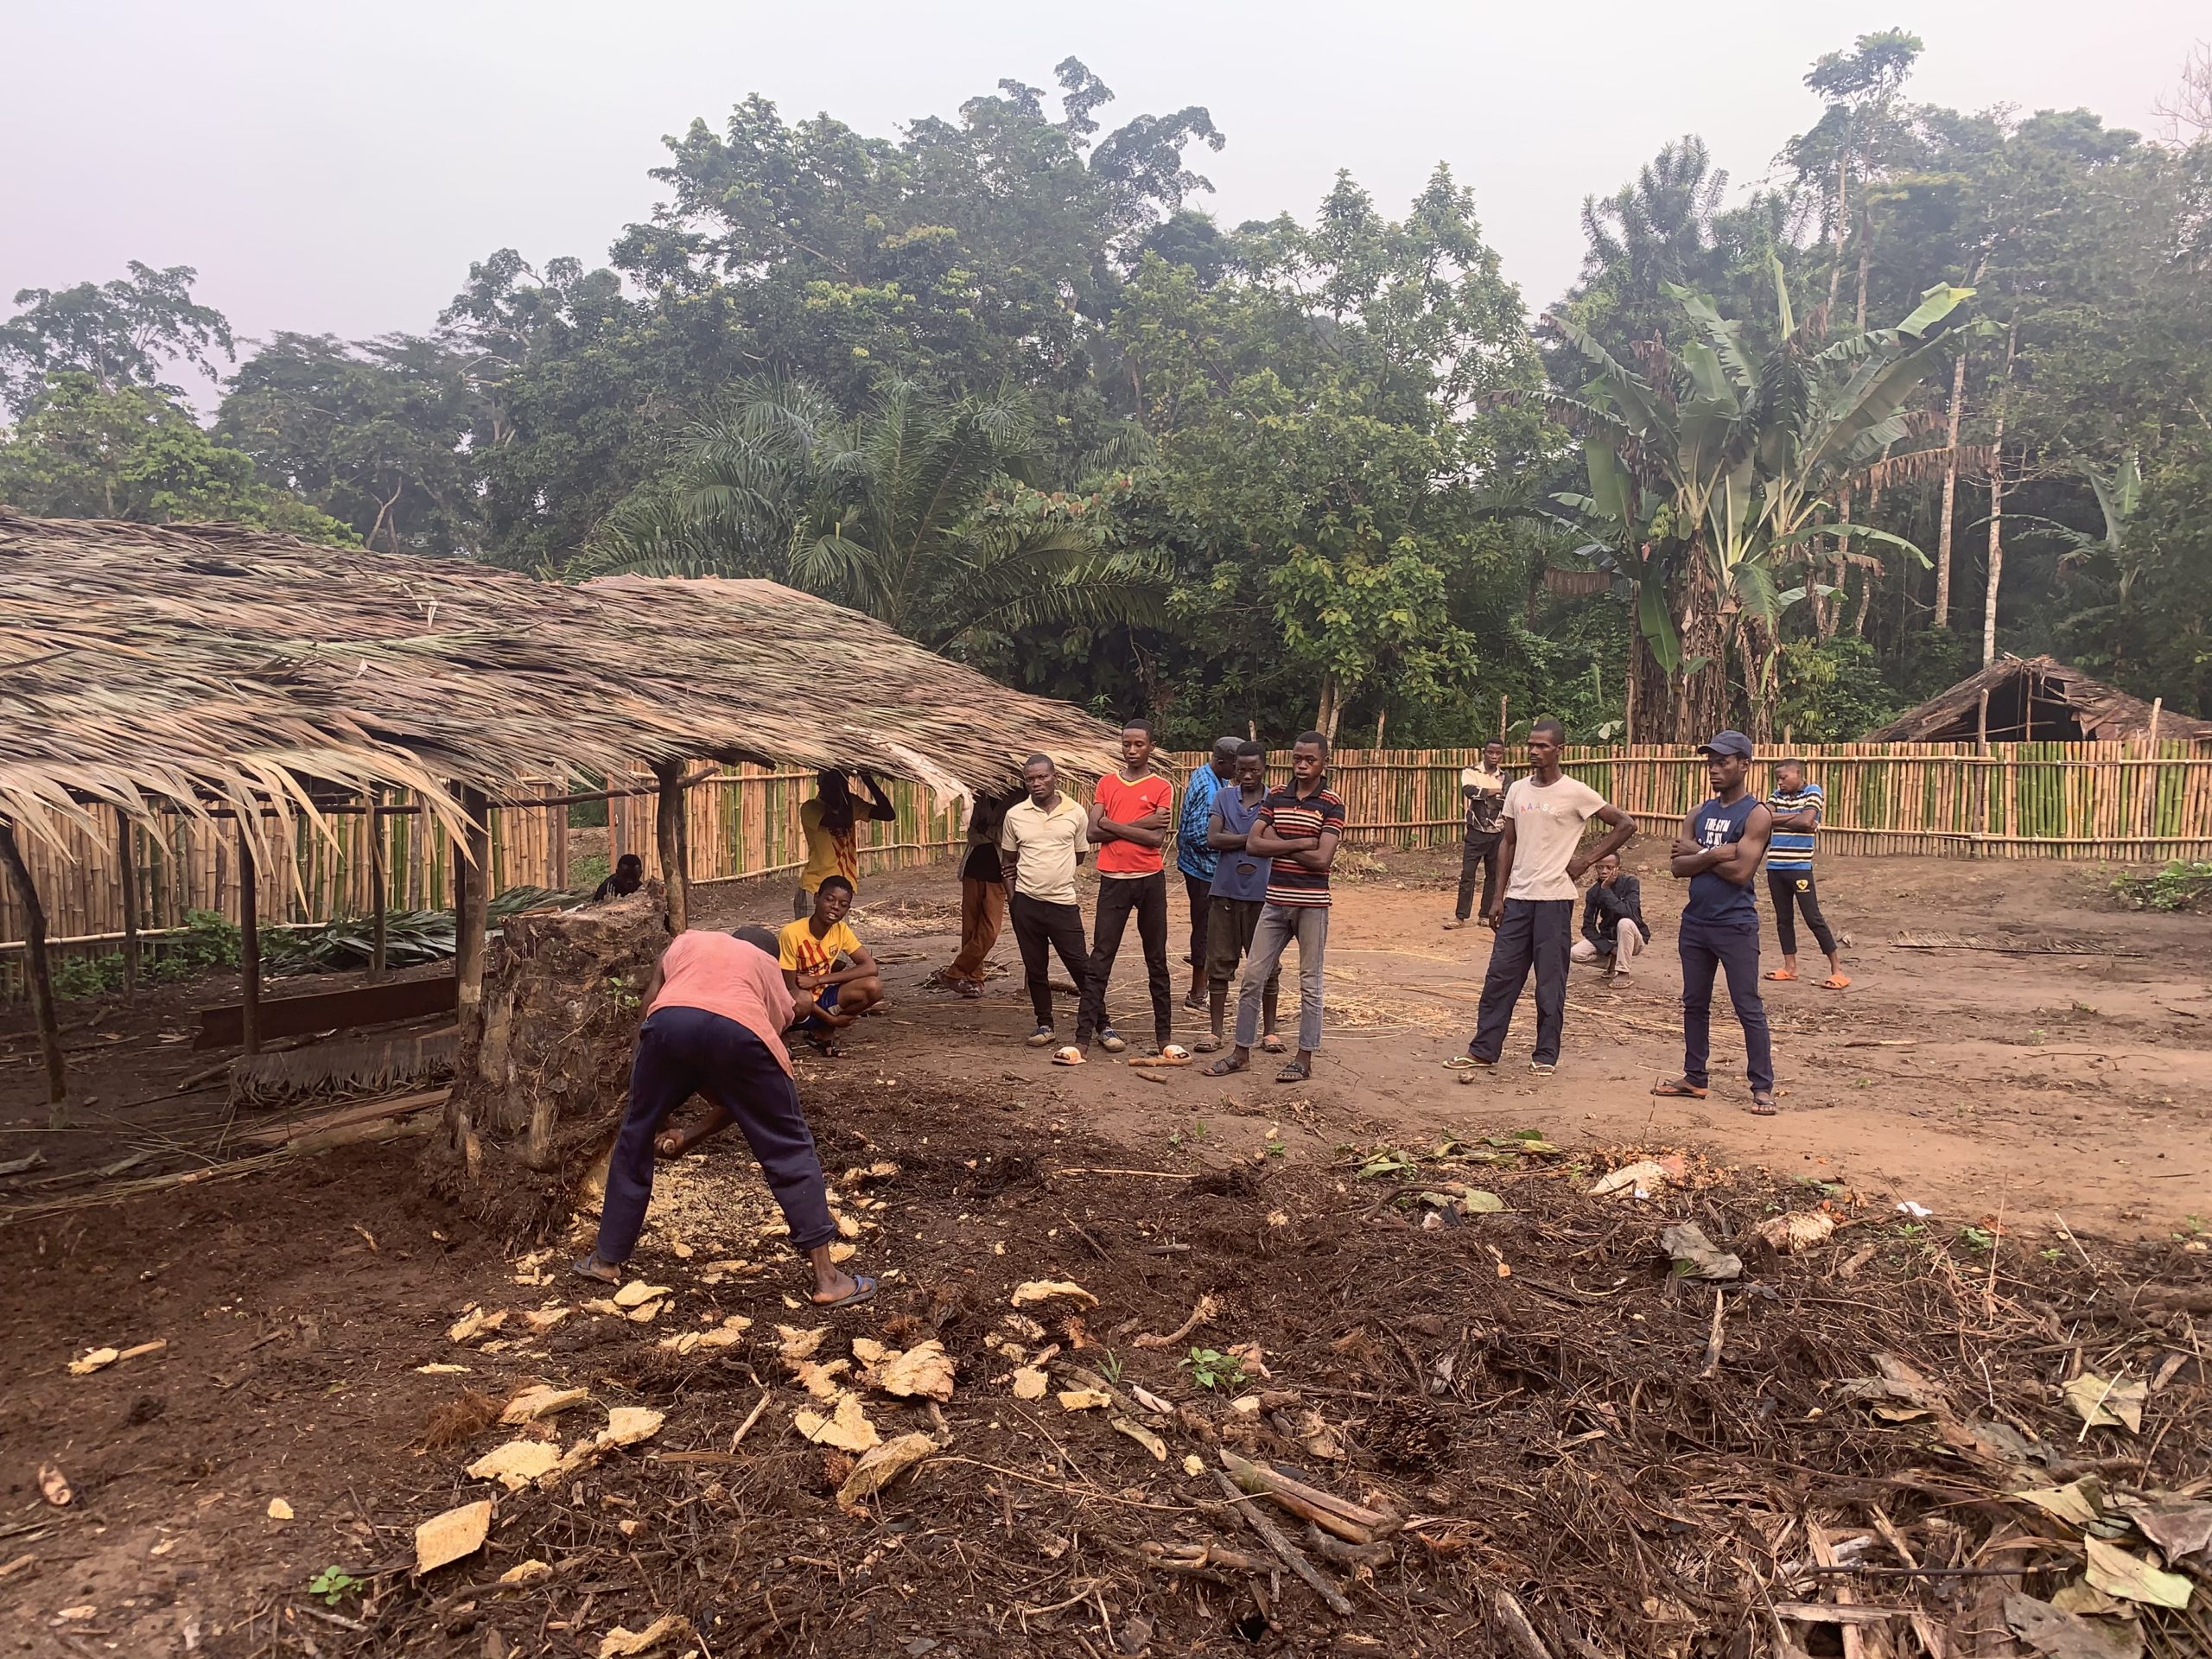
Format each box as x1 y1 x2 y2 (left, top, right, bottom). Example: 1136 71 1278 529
1503 775 1609 902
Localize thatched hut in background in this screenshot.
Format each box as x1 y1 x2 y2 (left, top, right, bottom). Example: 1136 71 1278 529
1862 654 2212 745
0 512 1121 1146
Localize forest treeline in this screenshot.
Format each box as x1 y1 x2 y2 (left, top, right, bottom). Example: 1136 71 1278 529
3 39 2209 742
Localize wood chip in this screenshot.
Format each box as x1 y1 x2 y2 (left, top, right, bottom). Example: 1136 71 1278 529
836 1432 939 1508
1012 1280 1098 1309
793 1391 880 1452
414 1499 493 1573
467 1440 563 1491
500 1384 588 1425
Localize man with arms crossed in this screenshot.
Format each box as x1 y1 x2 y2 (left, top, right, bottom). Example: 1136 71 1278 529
1000 756 1094 1058
1764 758 1849 990
1176 737 1240 1011
1463 718 1637 1075
1194 741 1281 1055
1077 719 1183 1061
1652 731 1778 1115
1204 732 1344 1084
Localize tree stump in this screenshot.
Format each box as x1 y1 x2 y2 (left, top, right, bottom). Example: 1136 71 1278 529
424 885 666 1232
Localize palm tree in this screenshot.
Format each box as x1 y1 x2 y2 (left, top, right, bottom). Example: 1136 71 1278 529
1548 260 1971 737
588 378 1166 654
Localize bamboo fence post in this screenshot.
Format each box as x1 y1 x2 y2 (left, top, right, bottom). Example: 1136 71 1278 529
115 808 140 1002
454 785 492 1028
237 818 262 1058
653 759 690 931
367 788 388 982
0 819 67 1116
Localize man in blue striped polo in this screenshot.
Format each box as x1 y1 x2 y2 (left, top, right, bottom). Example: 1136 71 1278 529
1764 758 1848 991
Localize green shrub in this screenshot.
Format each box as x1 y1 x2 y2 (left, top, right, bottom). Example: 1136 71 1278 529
2111 860 2212 913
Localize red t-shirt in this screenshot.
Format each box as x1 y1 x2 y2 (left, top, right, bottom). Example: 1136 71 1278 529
1093 772 1173 876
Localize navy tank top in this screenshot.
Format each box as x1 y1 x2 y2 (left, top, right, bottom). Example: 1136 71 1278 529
1686 794 1760 925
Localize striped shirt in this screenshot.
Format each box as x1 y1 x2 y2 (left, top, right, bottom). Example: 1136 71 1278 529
1257 781 1347 908
1765 782 1822 872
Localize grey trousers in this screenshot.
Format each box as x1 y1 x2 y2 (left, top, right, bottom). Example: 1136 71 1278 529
1235 903 1328 1052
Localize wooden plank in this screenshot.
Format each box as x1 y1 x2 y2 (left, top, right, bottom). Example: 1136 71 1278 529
194 973 459 1051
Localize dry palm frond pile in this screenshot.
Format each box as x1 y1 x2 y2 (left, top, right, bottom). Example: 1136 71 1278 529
341 1083 2209 1658
0 513 1119 849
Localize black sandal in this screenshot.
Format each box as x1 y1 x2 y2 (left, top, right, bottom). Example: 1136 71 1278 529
1274 1060 1310 1084
1203 1055 1248 1077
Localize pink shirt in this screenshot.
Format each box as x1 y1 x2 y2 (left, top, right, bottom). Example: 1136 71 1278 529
647 932 797 1075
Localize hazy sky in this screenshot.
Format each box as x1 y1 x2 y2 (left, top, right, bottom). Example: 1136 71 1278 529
4 0 2202 398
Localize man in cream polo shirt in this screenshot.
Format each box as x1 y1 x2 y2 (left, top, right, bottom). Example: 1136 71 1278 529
999 754 1094 1053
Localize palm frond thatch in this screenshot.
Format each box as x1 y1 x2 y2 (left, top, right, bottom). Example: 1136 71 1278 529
1862 653 2212 743
0 512 1122 853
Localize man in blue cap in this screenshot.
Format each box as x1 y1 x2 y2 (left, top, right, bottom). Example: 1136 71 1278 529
1653 731 1777 1114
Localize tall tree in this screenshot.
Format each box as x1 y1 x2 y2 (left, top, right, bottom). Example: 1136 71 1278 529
0 263 234 416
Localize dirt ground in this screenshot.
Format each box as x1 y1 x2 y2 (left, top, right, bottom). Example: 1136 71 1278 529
3 847 2208 1657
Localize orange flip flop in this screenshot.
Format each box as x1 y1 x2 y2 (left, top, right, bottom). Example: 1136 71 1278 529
1819 975 1852 990
1764 969 1799 982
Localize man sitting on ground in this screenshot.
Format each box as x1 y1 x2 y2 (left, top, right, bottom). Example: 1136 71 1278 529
776 875 883 1057
573 924 873 1308
592 852 644 902
1571 850 1649 982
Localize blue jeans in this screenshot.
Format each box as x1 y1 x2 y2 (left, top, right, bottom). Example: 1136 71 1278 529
594 1007 836 1265
1236 904 1328 1053
1679 915 1774 1092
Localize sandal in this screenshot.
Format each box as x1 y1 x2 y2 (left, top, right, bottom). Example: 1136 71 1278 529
1203 1055 1249 1077
570 1255 621 1286
1274 1060 1311 1084
1192 1035 1224 1054
1764 969 1799 982
1749 1092 1779 1116
1051 1046 1086 1067
810 1273 879 1309
1819 975 1852 991
1261 1034 1286 1054
1649 1078 1707 1099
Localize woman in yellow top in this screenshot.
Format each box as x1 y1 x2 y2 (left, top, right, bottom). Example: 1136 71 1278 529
795 769 898 918
776 875 884 1056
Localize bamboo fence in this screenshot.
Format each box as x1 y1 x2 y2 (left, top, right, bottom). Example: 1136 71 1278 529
6 741 2208 997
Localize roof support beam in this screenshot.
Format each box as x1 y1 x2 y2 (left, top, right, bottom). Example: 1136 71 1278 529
653 760 690 932
454 786 492 1029
237 823 262 1057
0 818 67 1122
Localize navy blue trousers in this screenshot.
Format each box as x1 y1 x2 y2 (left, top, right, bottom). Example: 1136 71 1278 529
1678 915 1775 1092
594 1006 836 1265
1470 899 1574 1065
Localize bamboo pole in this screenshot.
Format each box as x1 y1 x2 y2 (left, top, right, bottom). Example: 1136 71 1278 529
237 823 262 1058
366 788 388 982
0 819 67 1117
115 810 139 1002
654 759 690 932
454 785 492 1028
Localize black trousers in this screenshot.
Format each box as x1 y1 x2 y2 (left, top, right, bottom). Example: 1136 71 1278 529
1766 869 1837 957
1469 898 1574 1065
1083 872 1173 1046
1009 893 1090 1029
1455 832 1503 921
1183 871 1211 974
594 1007 835 1265
1680 915 1774 1091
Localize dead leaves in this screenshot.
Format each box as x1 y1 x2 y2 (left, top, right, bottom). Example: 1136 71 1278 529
2082 1538 2193 1609
2064 1373 2147 1434
1659 1222 1743 1281
794 1392 879 1452
836 1432 940 1508
415 1499 493 1573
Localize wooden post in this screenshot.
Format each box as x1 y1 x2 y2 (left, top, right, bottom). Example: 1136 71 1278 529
653 760 690 931
454 785 491 1026
1498 694 1509 745
366 788 388 982
238 819 262 1057
115 809 140 1002
0 818 67 1119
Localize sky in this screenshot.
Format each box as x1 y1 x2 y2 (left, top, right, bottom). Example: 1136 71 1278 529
3 0 2203 402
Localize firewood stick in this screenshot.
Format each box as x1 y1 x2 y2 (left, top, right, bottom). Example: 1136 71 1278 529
1484 1587 1557 1659
1217 1449 1397 1542
1212 1471 1354 1618
1700 1288 1726 1380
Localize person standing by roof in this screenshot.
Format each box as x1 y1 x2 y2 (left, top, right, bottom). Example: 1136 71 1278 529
1763 757 1849 991
1176 737 1241 1014
1204 731 1344 1084
938 785 1017 999
1652 731 1778 1115
1459 717 1637 1077
796 769 897 919
1071 719 1185 1065
999 755 1095 1057
574 924 872 1308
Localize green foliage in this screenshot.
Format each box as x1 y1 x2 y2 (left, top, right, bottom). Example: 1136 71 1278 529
0 261 233 416
0 375 353 540
306 1567 361 1606
2110 860 2212 914
1179 1346 1248 1392
1773 637 1903 741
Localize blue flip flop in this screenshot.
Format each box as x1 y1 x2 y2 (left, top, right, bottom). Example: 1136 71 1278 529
810 1273 878 1310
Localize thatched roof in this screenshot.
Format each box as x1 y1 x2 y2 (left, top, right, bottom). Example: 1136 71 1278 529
0 512 1122 849
1862 653 2212 743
